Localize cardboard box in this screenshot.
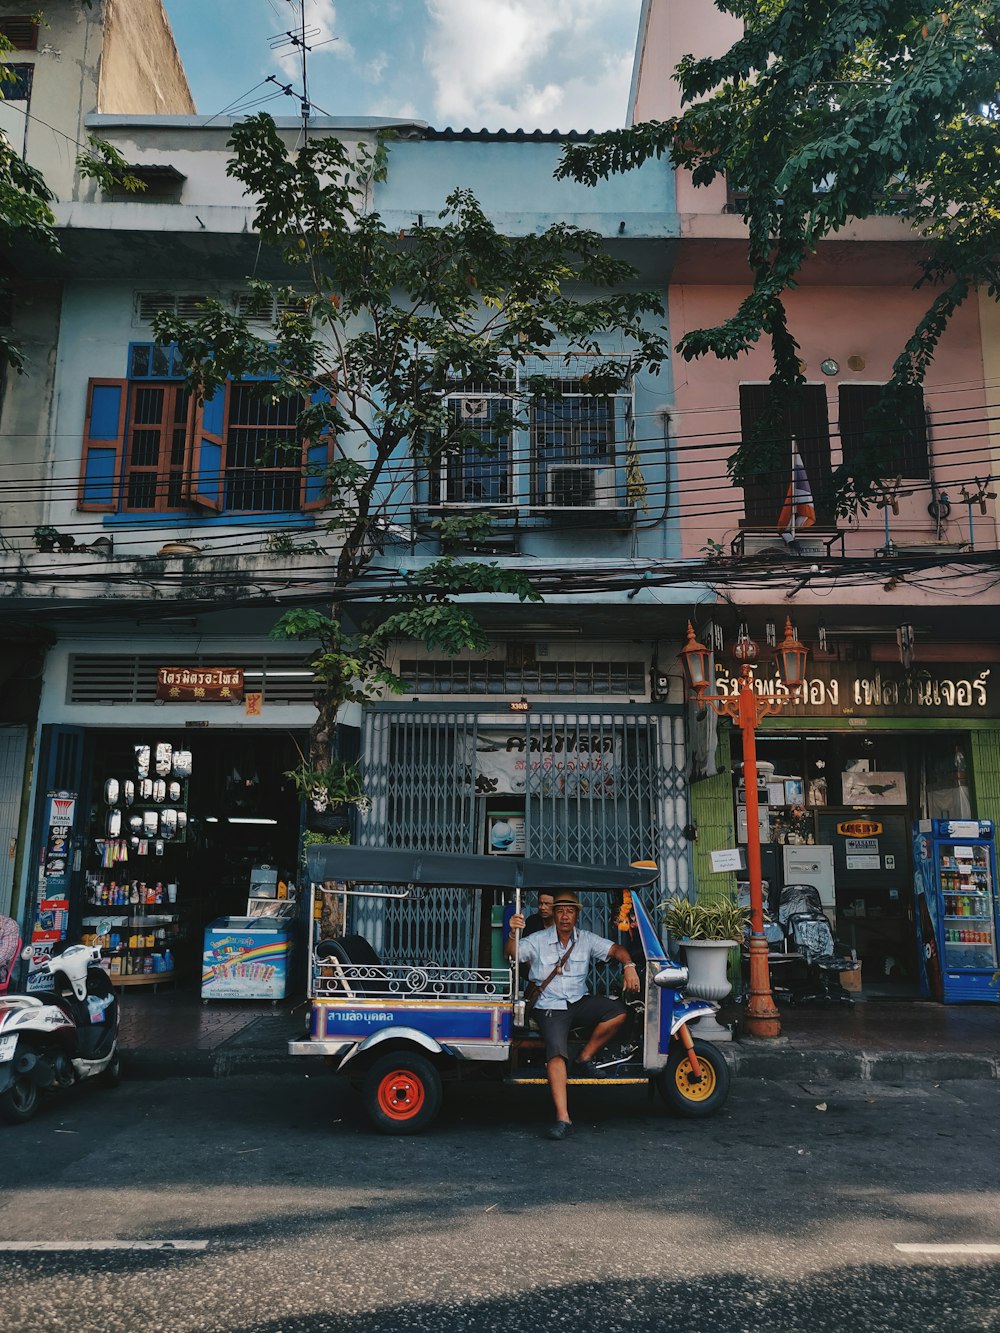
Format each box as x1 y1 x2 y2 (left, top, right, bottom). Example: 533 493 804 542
840 963 863 993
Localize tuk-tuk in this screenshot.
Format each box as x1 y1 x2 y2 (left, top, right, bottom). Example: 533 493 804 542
291 846 731 1134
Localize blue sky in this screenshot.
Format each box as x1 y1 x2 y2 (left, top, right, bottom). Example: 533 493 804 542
162 0 642 130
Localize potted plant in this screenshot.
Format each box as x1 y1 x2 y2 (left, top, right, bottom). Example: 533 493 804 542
285 738 370 831
660 896 749 1041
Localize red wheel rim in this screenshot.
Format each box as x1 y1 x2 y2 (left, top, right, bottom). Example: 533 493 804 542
376 1069 426 1120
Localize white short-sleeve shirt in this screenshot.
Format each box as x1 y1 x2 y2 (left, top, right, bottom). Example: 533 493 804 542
517 926 614 1009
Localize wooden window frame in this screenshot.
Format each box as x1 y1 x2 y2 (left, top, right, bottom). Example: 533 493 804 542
79 371 332 515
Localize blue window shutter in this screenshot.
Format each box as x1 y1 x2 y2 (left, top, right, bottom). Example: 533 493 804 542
79 379 126 512
185 385 227 511
300 387 333 511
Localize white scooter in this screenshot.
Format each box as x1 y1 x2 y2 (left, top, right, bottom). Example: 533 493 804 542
0 943 120 1123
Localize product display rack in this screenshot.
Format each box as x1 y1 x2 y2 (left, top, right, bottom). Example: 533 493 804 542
86 741 194 988
81 884 182 986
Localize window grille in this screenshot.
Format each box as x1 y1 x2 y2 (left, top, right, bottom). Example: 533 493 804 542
439 394 514 505
225 385 304 512
397 659 647 696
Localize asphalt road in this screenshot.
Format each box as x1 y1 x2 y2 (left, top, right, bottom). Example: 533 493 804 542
1 1070 999 1332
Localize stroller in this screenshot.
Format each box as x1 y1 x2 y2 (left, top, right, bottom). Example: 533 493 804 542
776 884 859 1005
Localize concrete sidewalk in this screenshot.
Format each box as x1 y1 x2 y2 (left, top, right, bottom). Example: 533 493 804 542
116 988 1000 1083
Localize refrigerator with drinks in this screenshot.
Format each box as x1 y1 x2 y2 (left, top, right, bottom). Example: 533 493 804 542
913 819 1000 1003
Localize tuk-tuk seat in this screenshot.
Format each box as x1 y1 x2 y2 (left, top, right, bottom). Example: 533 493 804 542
315 935 392 997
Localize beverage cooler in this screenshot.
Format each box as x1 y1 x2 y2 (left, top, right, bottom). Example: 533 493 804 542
913 819 1000 1003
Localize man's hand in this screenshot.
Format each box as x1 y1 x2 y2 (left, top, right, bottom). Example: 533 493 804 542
622 963 641 992
509 914 526 932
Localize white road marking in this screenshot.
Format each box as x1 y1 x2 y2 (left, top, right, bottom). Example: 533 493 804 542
895 1244 1000 1255
0 1240 209 1252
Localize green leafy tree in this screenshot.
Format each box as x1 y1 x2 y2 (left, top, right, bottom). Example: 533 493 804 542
154 113 669 806
559 1 1000 510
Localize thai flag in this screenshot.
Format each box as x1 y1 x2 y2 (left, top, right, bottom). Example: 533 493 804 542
777 446 815 540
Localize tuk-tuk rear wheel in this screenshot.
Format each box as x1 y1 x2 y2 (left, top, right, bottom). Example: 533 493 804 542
361 1051 443 1135
657 1036 731 1117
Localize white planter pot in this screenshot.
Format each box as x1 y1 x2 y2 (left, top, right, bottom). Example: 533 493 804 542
681 940 738 1042
680 939 738 1002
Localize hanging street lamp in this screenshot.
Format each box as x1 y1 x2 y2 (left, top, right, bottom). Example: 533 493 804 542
679 616 809 1038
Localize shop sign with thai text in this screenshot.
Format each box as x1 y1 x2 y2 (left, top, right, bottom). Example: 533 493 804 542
156 667 244 703
463 730 621 797
710 661 995 718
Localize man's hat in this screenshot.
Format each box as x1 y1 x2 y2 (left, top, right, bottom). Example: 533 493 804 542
551 891 582 910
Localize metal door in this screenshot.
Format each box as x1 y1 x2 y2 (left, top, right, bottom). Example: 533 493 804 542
0 726 27 916
354 705 688 965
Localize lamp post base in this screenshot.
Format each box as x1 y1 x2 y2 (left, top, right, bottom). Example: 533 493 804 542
743 934 781 1039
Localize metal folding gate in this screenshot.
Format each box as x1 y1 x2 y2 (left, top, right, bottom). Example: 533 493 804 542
0 727 27 917
352 705 688 966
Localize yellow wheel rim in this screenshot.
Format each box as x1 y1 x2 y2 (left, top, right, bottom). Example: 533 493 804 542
674 1054 717 1102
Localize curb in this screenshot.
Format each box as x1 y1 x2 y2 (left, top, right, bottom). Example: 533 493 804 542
120 1044 1000 1082
122 1047 297 1079
729 1047 1000 1082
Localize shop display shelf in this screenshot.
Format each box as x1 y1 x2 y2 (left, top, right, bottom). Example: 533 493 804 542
112 971 176 987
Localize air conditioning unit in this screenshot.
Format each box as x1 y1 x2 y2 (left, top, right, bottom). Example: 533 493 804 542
740 532 833 558
545 465 617 509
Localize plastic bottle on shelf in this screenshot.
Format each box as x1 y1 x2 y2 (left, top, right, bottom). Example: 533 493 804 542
163 948 174 973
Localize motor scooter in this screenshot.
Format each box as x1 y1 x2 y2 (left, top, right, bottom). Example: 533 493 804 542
0 943 120 1124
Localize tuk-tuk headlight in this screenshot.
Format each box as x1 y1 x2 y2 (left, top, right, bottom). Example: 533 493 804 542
653 965 689 990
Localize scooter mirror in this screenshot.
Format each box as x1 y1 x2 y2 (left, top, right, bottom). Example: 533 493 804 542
653 965 689 989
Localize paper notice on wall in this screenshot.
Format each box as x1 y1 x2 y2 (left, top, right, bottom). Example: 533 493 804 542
846 855 881 870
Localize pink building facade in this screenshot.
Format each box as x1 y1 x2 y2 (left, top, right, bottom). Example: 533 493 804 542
630 0 1000 1001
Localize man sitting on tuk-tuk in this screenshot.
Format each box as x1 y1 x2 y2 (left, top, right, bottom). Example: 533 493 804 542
506 890 641 1140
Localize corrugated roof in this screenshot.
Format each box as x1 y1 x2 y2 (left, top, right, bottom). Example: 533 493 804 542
421 127 595 143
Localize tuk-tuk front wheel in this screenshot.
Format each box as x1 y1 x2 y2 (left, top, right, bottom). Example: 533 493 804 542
658 1036 731 1117
361 1051 443 1135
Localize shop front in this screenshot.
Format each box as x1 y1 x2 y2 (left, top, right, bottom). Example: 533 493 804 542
709 658 1000 996
350 702 691 968
19 644 323 999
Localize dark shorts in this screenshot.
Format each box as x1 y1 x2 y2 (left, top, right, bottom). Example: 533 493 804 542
535 994 627 1063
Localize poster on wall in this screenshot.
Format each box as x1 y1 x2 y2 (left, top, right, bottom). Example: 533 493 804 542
39 791 76 898
464 732 621 798
487 813 526 857
25 930 61 992
28 791 77 988
841 769 907 806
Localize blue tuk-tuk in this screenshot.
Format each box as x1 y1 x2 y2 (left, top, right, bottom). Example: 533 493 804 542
291 846 732 1133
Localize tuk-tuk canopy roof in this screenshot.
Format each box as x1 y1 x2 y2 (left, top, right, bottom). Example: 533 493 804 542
305 845 659 893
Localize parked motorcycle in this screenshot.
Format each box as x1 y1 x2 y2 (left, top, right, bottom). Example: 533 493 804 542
0 943 120 1124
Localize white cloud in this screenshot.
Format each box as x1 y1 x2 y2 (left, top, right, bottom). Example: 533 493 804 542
423 0 636 129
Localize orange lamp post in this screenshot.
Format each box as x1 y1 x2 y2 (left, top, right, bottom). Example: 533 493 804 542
679 617 808 1038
